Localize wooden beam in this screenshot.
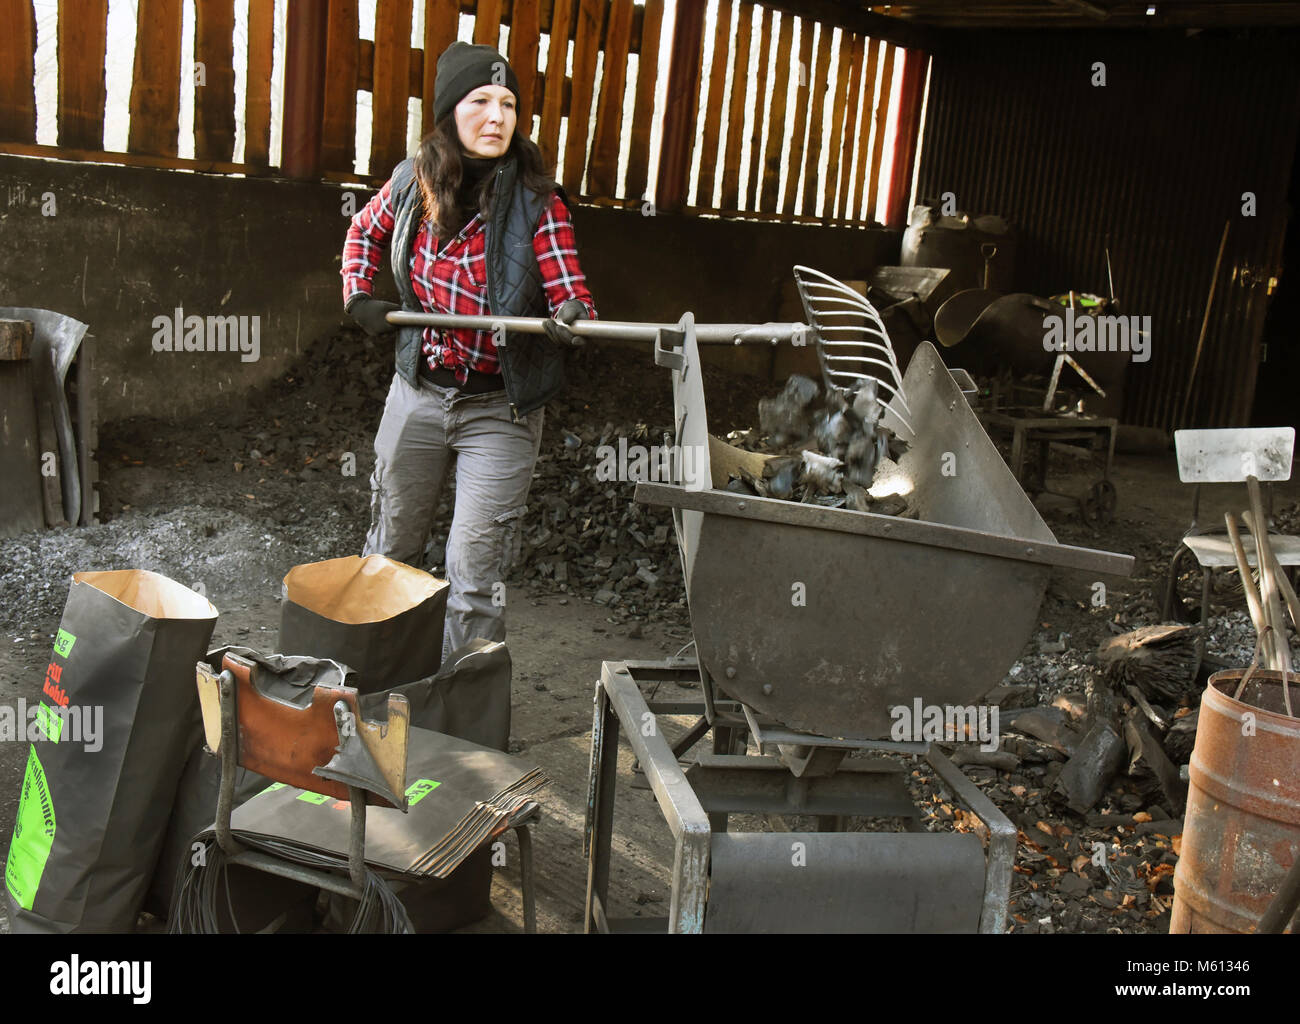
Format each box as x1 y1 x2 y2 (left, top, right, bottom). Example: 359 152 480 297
833 33 864 220
849 36 880 219
474 0 503 47
423 0 461 131
359 38 373 90
538 0 574 172
884 47 927 229
797 19 832 215
370 0 414 176
820 28 853 222
244 0 274 165
0 140 269 177
128 0 184 156
718 1 752 212
0 0 36 143
759 9 794 213
687 2 706 167
862 41 897 223
574 192 863 225
780 14 815 216
194 0 236 162
411 46 424 97
842 33 873 219
742 5 772 211
321 0 360 172
57 0 108 150
282 0 330 178
655 0 706 211
623 0 663 201
587 0 635 197
561 0 602 194
675 200 884 227
508 0 542 123
694 0 733 208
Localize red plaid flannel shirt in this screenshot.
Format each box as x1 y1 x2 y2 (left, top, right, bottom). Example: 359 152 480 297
341 177 597 381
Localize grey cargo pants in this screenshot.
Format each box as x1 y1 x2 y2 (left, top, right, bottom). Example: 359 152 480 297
364 372 544 659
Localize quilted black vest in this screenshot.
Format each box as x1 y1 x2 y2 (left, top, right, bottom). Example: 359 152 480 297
387 156 568 418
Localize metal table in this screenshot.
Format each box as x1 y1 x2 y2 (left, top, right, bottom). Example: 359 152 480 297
978 409 1118 526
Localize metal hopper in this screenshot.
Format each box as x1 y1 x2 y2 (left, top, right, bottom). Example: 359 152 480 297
636 312 1134 740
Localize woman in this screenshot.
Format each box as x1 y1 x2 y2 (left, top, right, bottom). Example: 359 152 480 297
341 41 597 659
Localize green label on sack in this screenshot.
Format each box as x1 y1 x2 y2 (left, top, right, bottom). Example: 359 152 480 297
260 782 286 795
53 629 76 659
406 779 440 806
296 791 331 804
4 746 56 910
34 703 62 743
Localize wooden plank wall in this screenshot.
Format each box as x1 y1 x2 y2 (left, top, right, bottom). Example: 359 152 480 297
317 0 657 197
0 0 923 225
0 0 266 166
692 4 912 224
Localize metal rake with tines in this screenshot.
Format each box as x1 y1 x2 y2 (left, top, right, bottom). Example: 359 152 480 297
793 265 912 435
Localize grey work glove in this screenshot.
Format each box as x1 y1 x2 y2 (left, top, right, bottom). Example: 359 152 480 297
347 295 400 336
542 299 589 348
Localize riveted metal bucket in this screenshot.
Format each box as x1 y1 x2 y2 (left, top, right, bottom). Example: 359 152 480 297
1170 667 1300 933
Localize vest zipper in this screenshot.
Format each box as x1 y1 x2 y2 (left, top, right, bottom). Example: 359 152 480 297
485 163 522 421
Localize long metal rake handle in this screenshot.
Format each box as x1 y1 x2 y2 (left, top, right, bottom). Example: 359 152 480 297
387 310 810 346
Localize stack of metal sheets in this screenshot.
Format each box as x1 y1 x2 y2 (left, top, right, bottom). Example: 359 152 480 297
227 728 547 879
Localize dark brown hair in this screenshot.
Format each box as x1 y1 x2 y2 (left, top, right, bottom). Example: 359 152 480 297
413 115 559 240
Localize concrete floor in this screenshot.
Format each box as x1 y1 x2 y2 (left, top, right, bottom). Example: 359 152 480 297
4 442 1300 934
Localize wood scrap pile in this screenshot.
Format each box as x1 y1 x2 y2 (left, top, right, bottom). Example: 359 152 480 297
975 645 1198 820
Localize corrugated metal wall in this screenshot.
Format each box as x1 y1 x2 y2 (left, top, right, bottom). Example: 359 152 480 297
917 29 1300 429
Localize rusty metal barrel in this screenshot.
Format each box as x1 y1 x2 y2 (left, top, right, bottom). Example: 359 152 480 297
1171 669 1300 933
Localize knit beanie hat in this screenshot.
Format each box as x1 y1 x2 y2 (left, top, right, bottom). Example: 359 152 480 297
433 42 521 125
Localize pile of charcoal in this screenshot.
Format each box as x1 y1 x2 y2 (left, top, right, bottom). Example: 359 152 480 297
502 350 772 621
904 742 1180 934
723 374 914 516
896 661 1189 933
512 420 687 622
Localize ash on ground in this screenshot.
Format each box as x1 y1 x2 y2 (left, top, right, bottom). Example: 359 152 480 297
2 330 774 640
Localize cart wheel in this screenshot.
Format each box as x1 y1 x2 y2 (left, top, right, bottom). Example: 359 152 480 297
1161 544 1257 625
1079 480 1117 526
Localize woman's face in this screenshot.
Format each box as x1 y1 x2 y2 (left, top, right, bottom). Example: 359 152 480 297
455 85 516 159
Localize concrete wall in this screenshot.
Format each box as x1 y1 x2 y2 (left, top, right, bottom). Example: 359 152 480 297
0 154 900 423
